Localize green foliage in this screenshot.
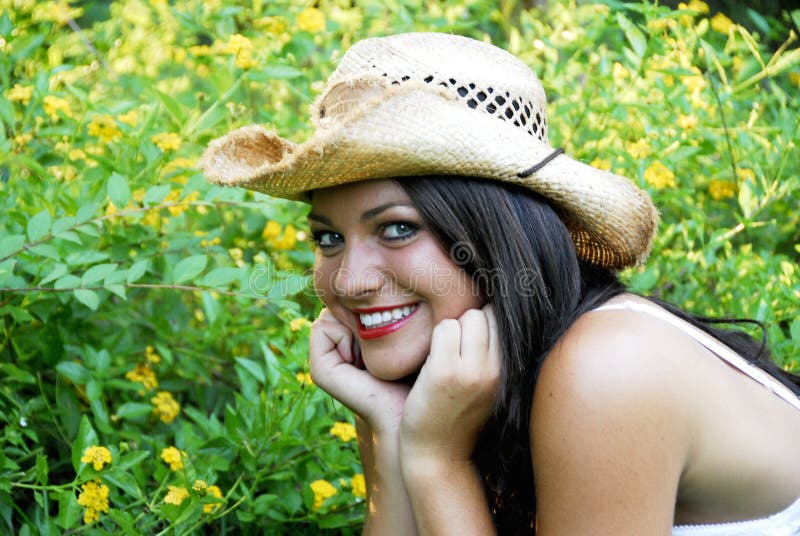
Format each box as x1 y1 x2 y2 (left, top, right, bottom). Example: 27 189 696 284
0 0 798 533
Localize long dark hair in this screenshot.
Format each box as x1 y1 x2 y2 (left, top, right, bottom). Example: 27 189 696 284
398 175 800 533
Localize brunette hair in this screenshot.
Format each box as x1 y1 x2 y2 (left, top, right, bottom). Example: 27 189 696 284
398 175 800 533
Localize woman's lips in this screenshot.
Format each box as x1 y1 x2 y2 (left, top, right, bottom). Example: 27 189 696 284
355 303 420 340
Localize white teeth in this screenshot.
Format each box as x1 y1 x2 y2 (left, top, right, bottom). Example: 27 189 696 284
359 304 417 329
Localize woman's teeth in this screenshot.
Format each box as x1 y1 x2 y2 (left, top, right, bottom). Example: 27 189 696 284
359 304 418 329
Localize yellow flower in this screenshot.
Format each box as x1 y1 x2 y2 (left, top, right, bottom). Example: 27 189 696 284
164 485 190 506
297 7 326 33
151 391 180 423
290 318 311 332
161 446 184 471
708 179 737 200
627 139 651 160
310 479 337 510
589 157 611 171
226 34 252 56
204 485 223 513
678 0 709 13
643 161 676 189
192 479 208 493
262 221 281 241
329 421 357 442
43 95 72 120
676 114 698 130
77 479 110 524
789 72 800 87
351 474 366 499
612 62 629 80
88 115 122 143
81 446 112 471
681 71 707 94
710 12 734 34
145 345 161 363
7 84 33 104
272 224 297 250
68 149 87 161
126 362 159 390
736 168 755 181
151 132 182 152
296 371 314 385
254 15 287 35
118 110 138 127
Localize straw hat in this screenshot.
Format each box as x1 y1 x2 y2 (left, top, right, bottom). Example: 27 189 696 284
199 32 658 270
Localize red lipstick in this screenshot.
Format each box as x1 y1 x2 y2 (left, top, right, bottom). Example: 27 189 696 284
354 303 420 340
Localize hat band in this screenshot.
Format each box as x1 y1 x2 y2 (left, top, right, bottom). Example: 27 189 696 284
517 147 565 178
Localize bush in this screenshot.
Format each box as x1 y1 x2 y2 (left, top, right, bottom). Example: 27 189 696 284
0 0 798 533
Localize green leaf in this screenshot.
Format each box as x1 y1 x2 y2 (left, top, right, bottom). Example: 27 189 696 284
173 254 208 283
107 172 131 209
54 274 81 289
27 210 52 242
0 363 36 384
29 244 60 260
56 361 91 384
40 263 67 285
35 454 48 486
0 234 25 258
256 65 304 79
107 509 137 535
51 216 76 235
127 259 149 283
105 283 127 300
144 184 172 205
116 402 154 420
71 415 99 473
0 305 34 322
86 380 102 402
73 289 100 310
199 267 241 287
155 89 186 123
235 357 266 383
616 13 647 58
56 491 81 529
82 263 117 285
76 202 99 223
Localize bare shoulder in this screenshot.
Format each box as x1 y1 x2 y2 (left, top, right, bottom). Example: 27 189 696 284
530 297 698 534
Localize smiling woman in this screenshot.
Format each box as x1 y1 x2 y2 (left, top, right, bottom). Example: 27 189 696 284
201 32 800 535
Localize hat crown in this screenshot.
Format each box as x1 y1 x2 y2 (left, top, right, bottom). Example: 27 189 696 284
316 32 549 142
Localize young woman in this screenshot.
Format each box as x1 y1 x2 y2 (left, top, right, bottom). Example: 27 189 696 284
201 33 800 534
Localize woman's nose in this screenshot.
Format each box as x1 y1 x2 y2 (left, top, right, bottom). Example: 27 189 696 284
333 241 386 297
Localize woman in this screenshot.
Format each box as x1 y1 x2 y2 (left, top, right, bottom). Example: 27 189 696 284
201 33 800 534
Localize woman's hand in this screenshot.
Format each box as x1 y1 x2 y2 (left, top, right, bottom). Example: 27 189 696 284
399 305 501 463
309 308 411 434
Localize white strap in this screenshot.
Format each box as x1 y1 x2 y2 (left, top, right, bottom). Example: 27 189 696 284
593 300 800 412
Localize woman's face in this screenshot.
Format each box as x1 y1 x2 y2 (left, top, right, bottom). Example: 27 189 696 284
309 179 483 381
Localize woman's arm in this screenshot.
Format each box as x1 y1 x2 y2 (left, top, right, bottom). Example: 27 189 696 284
530 311 694 535
398 307 500 535
356 416 418 536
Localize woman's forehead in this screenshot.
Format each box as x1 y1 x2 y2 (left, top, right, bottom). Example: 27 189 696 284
309 179 413 212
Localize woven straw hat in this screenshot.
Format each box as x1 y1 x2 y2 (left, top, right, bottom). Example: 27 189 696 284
200 32 658 270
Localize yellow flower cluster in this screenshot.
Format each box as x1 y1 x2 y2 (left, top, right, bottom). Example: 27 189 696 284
203 483 223 513
8 84 33 104
126 362 159 390
118 109 138 127
151 132 182 152
310 479 337 510
151 391 180 423
290 317 311 332
161 446 184 471
329 421 357 442
225 34 256 69
676 114 698 131
81 445 113 471
145 345 161 363
589 157 611 171
708 179 737 200
351 474 366 499
32 0 83 26
88 115 122 143
262 221 298 250
644 161 676 189
164 485 190 506
627 139 651 159
736 167 755 182
678 0 709 14
710 12 734 34
43 95 72 120
296 371 314 386
297 7 326 33
163 188 199 217
77 479 110 524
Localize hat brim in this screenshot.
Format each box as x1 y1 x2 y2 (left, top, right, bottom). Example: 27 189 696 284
199 83 657 270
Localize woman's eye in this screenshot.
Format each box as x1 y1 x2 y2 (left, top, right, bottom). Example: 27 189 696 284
382 222 418 241
310 230 343 249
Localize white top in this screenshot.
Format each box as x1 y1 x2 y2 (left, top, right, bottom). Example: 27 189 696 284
593 300 800 536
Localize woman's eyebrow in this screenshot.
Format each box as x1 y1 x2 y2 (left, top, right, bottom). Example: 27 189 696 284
307 202 415 226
